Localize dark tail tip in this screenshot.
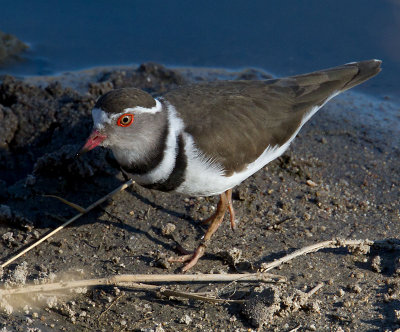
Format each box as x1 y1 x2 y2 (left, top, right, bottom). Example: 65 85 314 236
344 59 382 90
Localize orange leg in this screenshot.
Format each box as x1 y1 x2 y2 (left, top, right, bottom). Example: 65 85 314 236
226 189 236 230
201 189 235 229
169 189 236 272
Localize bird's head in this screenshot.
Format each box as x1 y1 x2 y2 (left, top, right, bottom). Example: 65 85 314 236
78 88 167 162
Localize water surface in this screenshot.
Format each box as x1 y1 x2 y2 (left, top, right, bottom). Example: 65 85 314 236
0 0 399 99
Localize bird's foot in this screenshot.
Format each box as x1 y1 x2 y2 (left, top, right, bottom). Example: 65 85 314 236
169 189 235 272
168 243 207 272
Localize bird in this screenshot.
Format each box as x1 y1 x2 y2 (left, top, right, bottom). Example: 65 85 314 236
79 59 381 271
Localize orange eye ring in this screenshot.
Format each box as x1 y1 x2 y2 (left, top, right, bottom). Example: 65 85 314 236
117 113 134 127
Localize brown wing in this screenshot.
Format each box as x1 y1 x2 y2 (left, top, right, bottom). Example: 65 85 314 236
164 60 381 174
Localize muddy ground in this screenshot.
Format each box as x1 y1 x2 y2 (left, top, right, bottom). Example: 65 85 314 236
0 63 399 331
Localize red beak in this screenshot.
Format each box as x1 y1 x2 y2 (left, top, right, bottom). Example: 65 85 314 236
76 130 107 157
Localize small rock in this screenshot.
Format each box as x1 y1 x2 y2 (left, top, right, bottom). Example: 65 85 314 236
371 255 382 273
395 309 400 322
2 232 15 246
241 287 281 327
25 174 37 186
306 180 317 187
354 272 364 279
9 261 29 285
112 256 120 264
306 301 321 313
216 247 246 267
152 251 170 269
351 284 362 294
180 314 192 325
113 287 121 296
46 296 58 309
0 299 13 315
305 229 313 238
155 324 165 332
393 258 400 276
161 223 176 236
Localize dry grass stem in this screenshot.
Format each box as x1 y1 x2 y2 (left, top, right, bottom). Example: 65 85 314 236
0 272 284 297
43 195 86 213
98 292 125 319
260 238 378 272
305 282 324 298
288 325 301 332
0 179 135 269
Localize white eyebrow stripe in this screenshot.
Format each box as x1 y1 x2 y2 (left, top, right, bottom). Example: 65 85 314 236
92 99 162 128
123 99 162 114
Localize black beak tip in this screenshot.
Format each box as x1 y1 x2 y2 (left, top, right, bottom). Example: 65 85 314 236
75 146 87 159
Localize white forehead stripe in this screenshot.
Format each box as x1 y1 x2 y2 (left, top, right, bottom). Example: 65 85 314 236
124 99 162 114
92 108 111 129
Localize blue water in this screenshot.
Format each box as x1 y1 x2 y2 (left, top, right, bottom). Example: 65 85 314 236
0 0 399 99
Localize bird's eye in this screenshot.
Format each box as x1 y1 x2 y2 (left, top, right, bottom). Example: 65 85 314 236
117 114 134 127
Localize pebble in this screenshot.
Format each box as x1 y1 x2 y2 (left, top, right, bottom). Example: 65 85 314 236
155 324 166 332
395 310 400 322
371 255 382 273
25 174 37 186
305 229 313 238
180 314 192 325
161 223 176 236
349 284 362 294
306 180 317 187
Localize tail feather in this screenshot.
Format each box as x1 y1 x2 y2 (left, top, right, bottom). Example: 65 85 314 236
289 59 381 107
341 59 382 91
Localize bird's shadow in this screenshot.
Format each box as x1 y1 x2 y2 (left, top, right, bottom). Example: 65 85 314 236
126 185 195 224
